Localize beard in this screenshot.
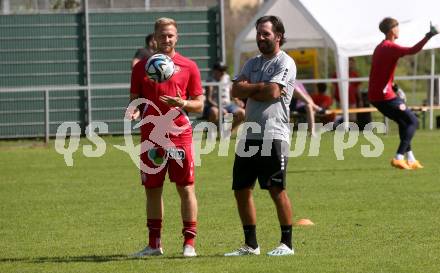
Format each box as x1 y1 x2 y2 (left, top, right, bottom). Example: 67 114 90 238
257 39 276 55
158 43 175 54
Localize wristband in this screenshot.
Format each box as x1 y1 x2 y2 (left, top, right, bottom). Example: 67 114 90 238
181 100 188 108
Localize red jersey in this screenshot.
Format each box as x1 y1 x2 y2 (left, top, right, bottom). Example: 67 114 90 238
130 52 203 145
311 93 333 109
333 71 361 105
368 37 429 102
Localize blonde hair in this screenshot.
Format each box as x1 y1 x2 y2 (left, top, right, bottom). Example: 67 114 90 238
154 17 177 32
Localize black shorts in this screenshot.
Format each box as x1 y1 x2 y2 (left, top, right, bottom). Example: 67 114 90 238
371 97 416 123
232 139 289 190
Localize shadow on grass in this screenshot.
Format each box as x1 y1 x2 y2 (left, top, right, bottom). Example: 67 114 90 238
0 253 225 264
287 166 389 174
0 255 133 264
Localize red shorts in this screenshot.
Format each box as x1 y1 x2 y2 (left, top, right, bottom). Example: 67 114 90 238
140 144 195 189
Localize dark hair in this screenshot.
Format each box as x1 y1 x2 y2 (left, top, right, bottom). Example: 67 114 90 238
317 83 327 93
212 61 227 72
379 17 399 34
255 15 286 46
145 34 154 46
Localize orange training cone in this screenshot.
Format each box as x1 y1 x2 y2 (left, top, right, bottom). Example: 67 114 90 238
295 218 314 226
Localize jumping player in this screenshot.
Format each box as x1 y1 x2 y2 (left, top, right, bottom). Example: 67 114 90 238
368 17 438 170
127 17 204 257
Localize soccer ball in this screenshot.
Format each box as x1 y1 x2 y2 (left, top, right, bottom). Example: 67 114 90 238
145 54 175 83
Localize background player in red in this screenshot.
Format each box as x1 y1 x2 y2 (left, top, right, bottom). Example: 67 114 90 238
368 17 438 170
311 82 335 124
127 17 204 257
311 82 333 110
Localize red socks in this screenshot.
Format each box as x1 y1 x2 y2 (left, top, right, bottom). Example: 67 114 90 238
182 221 197 247
147 219 197 248
147 219 162 249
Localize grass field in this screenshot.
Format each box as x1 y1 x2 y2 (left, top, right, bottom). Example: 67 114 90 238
1 129 440 273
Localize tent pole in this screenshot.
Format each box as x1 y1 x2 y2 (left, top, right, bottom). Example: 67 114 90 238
438 77 440 105
219 0 226 64
429 49 435 130
2 0 10 14
324 47 328 78
412 54 418 105
233 48 241 77
83 0 92 128
335 54 349 130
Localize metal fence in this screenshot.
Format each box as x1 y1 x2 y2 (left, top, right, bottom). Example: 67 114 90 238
0 4 226 140
0 84 124 140
1 77 439 141
0 6 223 88
1 0 221 13
0 82 228 141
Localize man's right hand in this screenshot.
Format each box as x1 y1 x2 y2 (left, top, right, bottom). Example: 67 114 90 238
126 106 140 120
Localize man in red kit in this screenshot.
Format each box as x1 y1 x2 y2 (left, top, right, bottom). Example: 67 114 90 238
311 83 333 110
368 17 438 170
127 17 204 257
311 82 334 124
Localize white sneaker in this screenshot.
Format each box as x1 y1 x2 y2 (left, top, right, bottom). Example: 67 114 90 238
130 246 163 257
267 243 294 256
224 245 260 256
183 244 197 257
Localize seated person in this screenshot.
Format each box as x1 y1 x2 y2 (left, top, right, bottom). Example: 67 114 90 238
203 62 245 132
290 82 323 136
311 82 333 109
357 89 372 130
311 82 335 123
392 82 407 102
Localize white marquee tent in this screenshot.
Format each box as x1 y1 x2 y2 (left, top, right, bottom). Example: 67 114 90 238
233 0 440 128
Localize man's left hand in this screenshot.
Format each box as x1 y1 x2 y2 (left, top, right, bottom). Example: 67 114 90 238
426 22 439 38
159 89 187 108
